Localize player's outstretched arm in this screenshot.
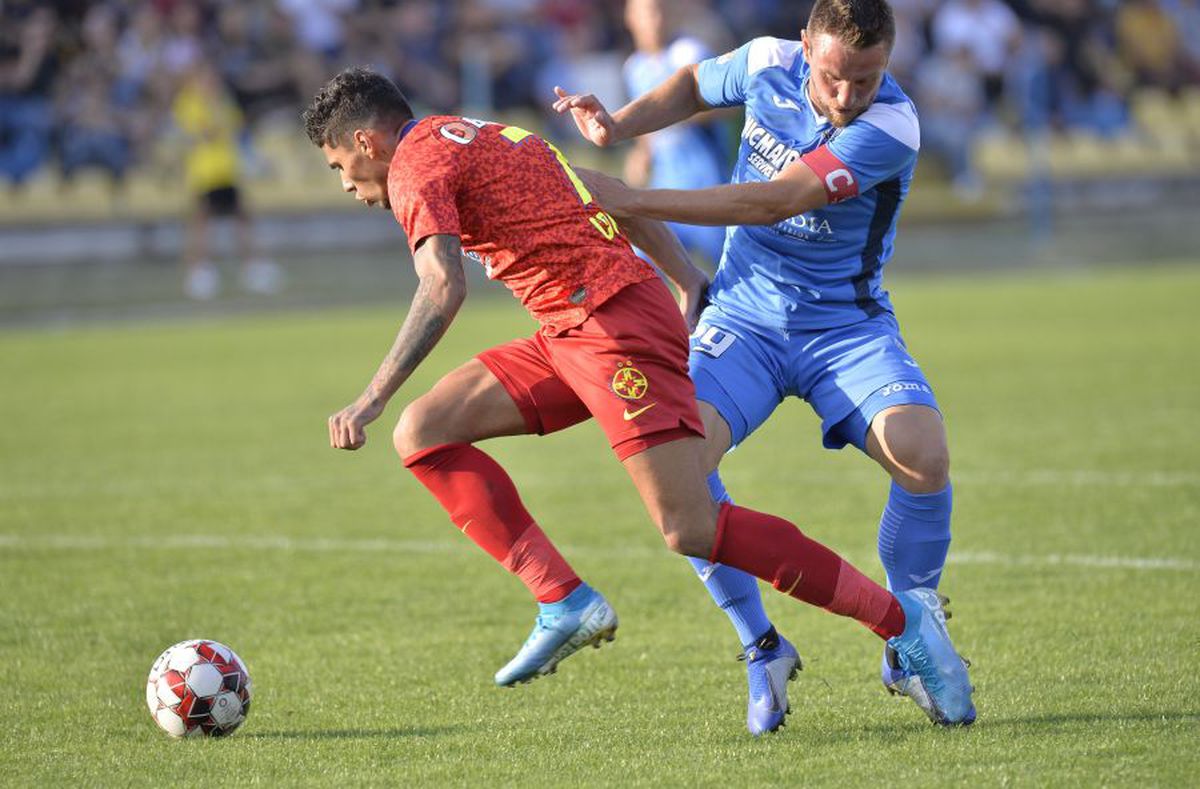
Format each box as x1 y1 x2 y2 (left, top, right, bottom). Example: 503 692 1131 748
328 235 467 450
617 213 709 331
578 159 829 227
553 65 708 147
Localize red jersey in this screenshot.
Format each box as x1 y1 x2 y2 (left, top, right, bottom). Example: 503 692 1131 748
388 116 657 335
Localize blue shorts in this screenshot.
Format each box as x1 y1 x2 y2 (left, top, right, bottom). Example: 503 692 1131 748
688 304 941 452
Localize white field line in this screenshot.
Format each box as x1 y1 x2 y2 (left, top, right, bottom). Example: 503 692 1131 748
0 533 1195 573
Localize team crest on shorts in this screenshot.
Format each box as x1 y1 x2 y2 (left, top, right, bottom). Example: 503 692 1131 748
611 361 649 400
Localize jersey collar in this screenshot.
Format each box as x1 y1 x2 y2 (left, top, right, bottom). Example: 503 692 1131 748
801 76 831 128
398 118 418 142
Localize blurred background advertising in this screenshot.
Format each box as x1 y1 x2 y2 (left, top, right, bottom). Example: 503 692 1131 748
1 0 1199 323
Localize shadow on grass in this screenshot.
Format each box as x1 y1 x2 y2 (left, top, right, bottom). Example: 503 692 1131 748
852 709 1200 737
966 710 1200 727
243 724 469 740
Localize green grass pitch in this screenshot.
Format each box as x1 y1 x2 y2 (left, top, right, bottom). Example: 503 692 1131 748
2 263 1198 786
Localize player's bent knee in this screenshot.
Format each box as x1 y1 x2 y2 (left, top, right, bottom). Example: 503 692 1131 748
659 527 712 559
392 410 418 458
893 443 951 493
393 399 442 458
914 440 950 489
655 512 715 559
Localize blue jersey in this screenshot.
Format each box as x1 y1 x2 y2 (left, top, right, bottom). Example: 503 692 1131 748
696 37 921 331
624 37 728 192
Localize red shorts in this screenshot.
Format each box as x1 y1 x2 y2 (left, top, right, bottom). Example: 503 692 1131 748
478 278 705 461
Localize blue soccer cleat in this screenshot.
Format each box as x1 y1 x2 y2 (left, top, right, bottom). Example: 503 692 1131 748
881 595 968 694
885 588 976 725
881 593 951 693
741 630 801 736
494 583 618 687
885 645 977 725
881 643 908 691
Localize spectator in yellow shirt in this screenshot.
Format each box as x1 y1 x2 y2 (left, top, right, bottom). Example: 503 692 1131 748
173 59 280 299
1116 0 1188 93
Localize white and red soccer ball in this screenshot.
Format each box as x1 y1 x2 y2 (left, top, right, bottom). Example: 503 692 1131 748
145 639 252 738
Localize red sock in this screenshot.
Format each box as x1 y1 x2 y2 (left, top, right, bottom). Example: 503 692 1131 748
710 503 905 639
403 443 581 603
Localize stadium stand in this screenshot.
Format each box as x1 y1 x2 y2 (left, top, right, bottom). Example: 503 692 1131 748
0 0 1197 229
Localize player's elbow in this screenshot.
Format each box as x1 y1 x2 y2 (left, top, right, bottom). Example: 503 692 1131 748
444 277 467 310
752 170 828 226
759 204 797 225
745 183 812 225
422 267 467 310
746 200 798 226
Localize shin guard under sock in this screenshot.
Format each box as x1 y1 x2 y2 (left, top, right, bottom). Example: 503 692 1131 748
710 502 904 639
404 443 581 602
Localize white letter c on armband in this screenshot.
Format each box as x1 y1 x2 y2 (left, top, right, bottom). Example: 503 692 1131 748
824 168 855 198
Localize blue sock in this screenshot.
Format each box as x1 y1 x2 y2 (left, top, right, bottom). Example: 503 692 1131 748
688 470 773 647
877 480 953 592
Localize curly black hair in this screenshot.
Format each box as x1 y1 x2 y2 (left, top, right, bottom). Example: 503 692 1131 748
302 67 415 148
808 0 895 50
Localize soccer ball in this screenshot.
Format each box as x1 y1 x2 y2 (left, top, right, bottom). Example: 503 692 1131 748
145 639 253 738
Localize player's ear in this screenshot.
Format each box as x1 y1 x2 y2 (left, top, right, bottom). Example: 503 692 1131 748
800 28 810 58
354 128 394 161
353 128 373 157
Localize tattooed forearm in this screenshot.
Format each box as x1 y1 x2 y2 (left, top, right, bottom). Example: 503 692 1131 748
366 284 448 402
394 283 448 374
361 239 466 407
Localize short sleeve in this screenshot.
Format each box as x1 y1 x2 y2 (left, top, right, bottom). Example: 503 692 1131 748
697 37 803 109
826 101 920 193
696 40 753 108
389 137 463 253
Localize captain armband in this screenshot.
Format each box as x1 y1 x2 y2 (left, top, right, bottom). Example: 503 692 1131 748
800 146 859 204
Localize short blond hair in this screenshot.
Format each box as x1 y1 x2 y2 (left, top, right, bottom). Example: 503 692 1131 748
808 0 895 50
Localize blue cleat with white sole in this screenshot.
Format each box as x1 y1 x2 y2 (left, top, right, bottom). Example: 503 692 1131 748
886 588 976 725
741 630 801 736
494 583 617 687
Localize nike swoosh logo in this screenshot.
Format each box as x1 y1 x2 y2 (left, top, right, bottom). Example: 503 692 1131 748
908 568 942 584
622 403 657 421
772 95 802 111
697 563 718 582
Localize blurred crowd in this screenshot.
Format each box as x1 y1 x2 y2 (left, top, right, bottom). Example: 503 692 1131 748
1 0 1199 193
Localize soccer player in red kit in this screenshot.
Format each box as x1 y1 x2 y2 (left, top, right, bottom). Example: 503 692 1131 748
303 68 973 725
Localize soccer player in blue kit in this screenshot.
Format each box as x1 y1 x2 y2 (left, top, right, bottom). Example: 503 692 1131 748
554 0 975 734
622 0 728 266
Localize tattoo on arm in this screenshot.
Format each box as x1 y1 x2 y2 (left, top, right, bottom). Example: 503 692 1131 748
364 237 466 406
397 285 447 373
372 282 445 390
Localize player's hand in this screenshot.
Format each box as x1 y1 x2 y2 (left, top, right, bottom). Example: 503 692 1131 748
553 86 618 147
576 167 636 217
328 397 386 450
679 279 710 333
